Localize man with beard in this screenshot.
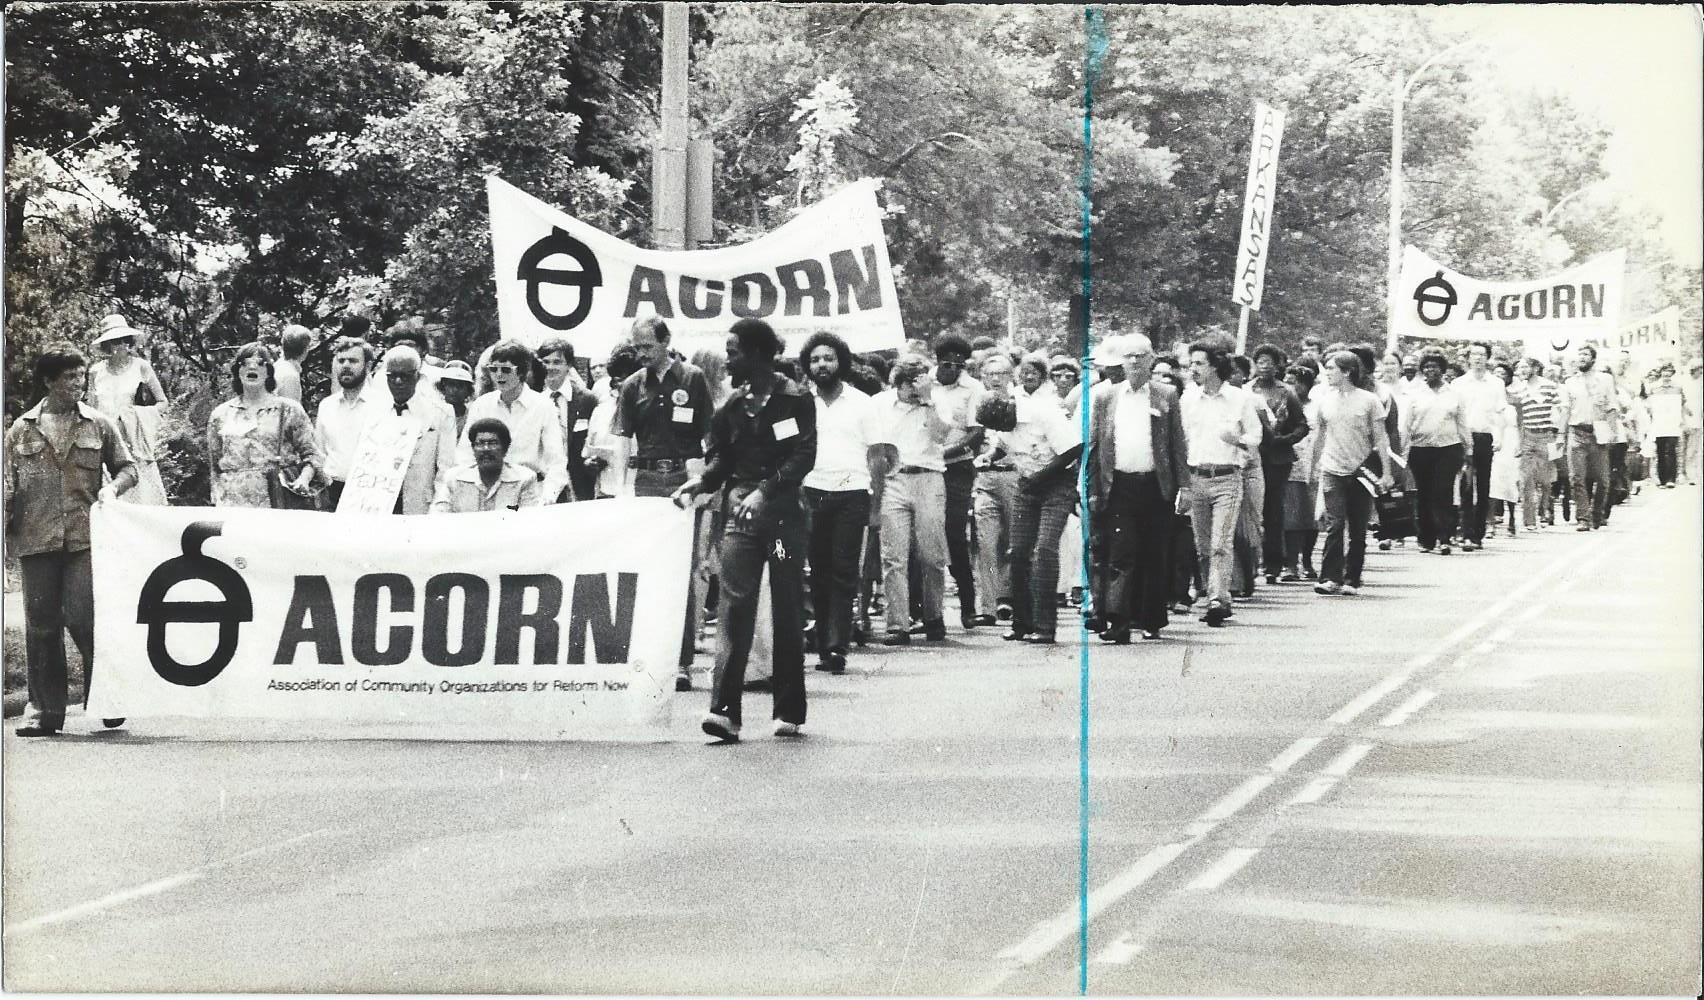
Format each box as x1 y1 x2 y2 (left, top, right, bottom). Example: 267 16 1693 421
1562 345 1618 530
799 330 877 675
674 319 817 743
315 335 380 508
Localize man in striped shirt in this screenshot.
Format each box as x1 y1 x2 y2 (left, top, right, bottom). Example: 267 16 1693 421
1513 357 1561 529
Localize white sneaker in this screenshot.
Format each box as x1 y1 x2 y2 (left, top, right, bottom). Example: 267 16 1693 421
701 713 740 742
1340 583 1360 596
773 719 803 738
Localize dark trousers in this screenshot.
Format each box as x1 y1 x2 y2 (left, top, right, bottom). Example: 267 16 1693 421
1607 442 1630 509
1009 477 1075 635
1260 461 1290 574
1105 472 1173 634
20 548 95 729
634 467 697 667
944 461 977 617
1409 444 1464 549
1321 473 1371 585
1459 432 1493 542
1570 428 1611 528
709 484 807 728
1172 514 1200 603
804 487 869 657
1657 436 1680 485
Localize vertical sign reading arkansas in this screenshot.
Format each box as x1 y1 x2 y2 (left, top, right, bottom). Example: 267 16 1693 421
488 176 906 361
1232 102 1286 311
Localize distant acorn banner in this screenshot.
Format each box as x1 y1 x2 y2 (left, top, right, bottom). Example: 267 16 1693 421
1392 245 1625 346
488 176 907 360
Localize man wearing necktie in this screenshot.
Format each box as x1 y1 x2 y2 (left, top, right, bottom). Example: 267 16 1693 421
539 337 597 503
381 347 457 515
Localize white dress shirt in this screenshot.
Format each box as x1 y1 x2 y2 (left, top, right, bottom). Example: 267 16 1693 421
1454 369 1506 434
457 386 568 501
804 384 876 492
1179 382 1262 468
315 388 375 482
1112 381 1155 473
1004 394 1082 478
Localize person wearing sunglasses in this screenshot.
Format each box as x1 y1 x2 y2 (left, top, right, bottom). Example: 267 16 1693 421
454 339 569 504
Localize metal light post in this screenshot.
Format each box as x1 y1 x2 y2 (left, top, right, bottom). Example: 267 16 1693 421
1388 38 1478 354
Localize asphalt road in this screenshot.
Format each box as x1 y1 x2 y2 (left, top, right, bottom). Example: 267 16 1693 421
4 487 1699 994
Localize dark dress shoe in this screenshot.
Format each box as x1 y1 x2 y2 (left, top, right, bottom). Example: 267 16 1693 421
1023 632 1057 645
1141 629 1163 640
1200 603 1231 627
922 620 948 642
966 614 997 627
881 630 911 646
1098 628 1131 645
101 718 126 729
994 603 1014 621
14 724 59 737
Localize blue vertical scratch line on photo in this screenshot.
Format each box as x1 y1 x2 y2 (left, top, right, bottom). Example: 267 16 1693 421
1078 5 1108 996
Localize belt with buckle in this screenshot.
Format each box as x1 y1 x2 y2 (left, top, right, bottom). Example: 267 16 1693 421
895 465 941 475
629 457 689 472
1191 464 1240 478
986 463 1017 472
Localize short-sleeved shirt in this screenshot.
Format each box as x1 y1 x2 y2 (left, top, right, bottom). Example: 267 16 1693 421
869 389 950 472
614 359 715 461
1314 385 1386 477
804 384 877 492
4 402 135 557
1406 382 1467 448
1003 393 1082 478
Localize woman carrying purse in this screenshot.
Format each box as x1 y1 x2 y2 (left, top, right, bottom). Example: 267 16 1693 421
207 342 324 508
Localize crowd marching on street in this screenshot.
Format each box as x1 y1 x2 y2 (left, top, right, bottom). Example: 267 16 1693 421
4 312 1699 742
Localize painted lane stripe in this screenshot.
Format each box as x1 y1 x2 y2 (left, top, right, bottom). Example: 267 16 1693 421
4 827 342 937
1379 688 1437 727
1091 932 1142 966
1184 847 1261 892
1288 776 1340 806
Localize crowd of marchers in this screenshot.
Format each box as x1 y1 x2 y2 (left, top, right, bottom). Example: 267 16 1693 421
4 312 1698 741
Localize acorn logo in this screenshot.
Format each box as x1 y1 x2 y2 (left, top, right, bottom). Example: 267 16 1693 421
136 522 254 686
518 227 603 331
1413 271 1457 327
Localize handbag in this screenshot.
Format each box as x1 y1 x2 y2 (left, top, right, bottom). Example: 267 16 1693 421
133 380 159 407
266 406 321 511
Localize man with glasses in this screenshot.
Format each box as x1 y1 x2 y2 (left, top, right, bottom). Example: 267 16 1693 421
612 314 715 690
456 339 568 504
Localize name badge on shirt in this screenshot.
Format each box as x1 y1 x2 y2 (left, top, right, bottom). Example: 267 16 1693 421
573 418 591 433
771 417 799 440
672 405 694 424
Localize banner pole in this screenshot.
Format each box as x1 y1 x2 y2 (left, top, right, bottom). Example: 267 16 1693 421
1236 304 1250 354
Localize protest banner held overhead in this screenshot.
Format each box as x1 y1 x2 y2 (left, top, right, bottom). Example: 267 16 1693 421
1581 305 1685 372
86 499 693 737
1231 102 1285 313
1392 245 1626 348
488 176 907 360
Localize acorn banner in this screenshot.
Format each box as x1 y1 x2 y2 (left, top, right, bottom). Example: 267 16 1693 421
1392 245 1625 348
489 176 907 360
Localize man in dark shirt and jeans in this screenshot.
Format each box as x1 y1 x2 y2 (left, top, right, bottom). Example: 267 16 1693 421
609 315 715 689
674 319 817 743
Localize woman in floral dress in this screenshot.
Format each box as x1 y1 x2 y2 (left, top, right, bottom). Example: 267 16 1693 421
207 343 324 507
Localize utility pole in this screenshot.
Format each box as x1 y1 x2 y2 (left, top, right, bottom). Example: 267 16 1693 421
653 3 690 251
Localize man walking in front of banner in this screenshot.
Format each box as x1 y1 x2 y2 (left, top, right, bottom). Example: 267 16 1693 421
1514 357 1561 527
1088 334 1190 642
800 331 877 675
674 319 817 743
612 315 715 690
538 337 597 503
869 358 953 645
6 343 138 736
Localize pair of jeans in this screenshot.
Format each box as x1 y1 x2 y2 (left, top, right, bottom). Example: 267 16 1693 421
972 470 1019 615
803 487 870 657
1233 462 1264 592
20 548 95 729
709 484 807 729
1188 471 1243 609
880 471 947 632
943 462 978 619
1460 431 1493 542
1408 444 1465 549
1008 477 1076 635
1656 437 1680 485
1321 473 1371 585
1568 427 1611 528
1519 432 1557 526
1104 471 1173 634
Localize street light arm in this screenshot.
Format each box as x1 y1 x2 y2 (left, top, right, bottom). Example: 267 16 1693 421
1401 37 1479 104
1540 180 1606 228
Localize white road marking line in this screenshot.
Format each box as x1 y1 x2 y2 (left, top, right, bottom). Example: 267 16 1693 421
1288 776 1340 806
1378 688 1436 727
1321 741 1373 777
1091 932 1142 965
986 531 1611 986
3 827 342 938
1184 847 1260 892
1265 736 1324 773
